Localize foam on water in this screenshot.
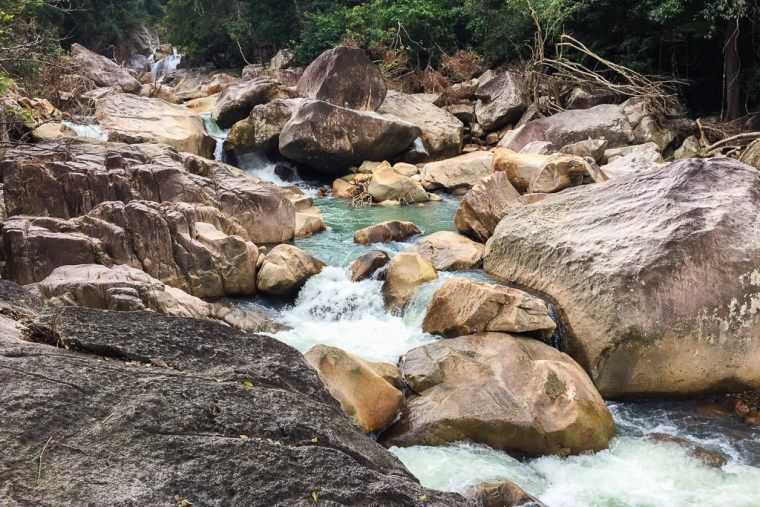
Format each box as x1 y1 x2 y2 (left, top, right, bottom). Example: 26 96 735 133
151 49 181 83
271 266 438 363
62 121 108 141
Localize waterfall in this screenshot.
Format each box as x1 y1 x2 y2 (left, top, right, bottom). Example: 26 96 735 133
201 113 229 162
151 48 181 83
61 121 108 141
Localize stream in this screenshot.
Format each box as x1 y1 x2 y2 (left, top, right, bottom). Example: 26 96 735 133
232 153 760 506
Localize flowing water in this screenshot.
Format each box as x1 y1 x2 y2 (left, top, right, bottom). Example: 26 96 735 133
61 120 108 141
236 156 760 507
151 49 182 83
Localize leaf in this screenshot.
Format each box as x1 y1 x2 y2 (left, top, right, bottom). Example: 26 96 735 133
311 491 319 503
311 437 319 443
241 378 254 390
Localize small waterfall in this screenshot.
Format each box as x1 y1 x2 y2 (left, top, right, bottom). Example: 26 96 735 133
201 113 229 162
61 120 108 141
151 48 181 83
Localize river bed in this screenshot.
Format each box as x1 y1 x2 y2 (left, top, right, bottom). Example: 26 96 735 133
237 158 760 507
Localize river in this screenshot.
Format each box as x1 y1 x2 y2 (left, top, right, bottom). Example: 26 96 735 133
236 156 760 507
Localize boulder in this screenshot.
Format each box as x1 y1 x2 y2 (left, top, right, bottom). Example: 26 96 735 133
674 135 701 160
393 162 419 177
475 71 528 132
740 139 760 170
500 103 635 152
257 244 325 297
213 78 291 128
332 177 362 198
383 333 615 455
367 165 429 204
304 345 404 433
279 100 420 175
0 283 466 506
172 70 239 101
1 201 259 299
379 91 464 159
354 221 421 245
226 98 306 154
350 250 391 282
95 93 214 157
422 278 556 338
601 142 663 179
519 141 556 155
454 172 523 242
646 433 728 468
465 481 547 507
71 43 141 93
270 49 296 70
484 158 760 397
493 148 600 193
383 252 437 310
420 151 493 191
296 46 386 111
560 138 608 162
0 141 296 244
565 87 620 110
411 231 484 271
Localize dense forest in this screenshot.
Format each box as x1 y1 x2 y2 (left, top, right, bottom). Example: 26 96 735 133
2 0 759 118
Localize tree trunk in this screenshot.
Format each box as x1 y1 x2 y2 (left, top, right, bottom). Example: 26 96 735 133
723 22 742 121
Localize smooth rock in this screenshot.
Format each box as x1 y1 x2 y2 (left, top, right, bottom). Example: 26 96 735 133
412 231 484 271
305 345 404 433
420 151 493 191
279 100 420 175
95 93 214 157
257 244 325 297
71 43 141 93
213 78 291 128
384 333 615 455
454 172 523 242
226 98 306 154
296 46 387 111
350 250 391 282
379 91 464 159
354 221 421 245
368 165 429 204
422 278 556 338
465 481 547 507
383 252 437 310
484 158 760 397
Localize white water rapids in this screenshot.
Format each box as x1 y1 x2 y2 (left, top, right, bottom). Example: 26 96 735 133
235 155 760 507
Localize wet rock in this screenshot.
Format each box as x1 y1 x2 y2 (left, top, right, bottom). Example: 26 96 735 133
465 481 547 507
647 433 728 468
304 345 404 433
350 250 391 282
379 91 464 159
95 93 214 157
332 177 362 198
454 172 523 242
279 100 420 175
296 46 387 111
367 164 429 204
422 278 556 338
213 77 292 128
412 231 484 271
354 221 421 245
475 71 528 132
383 252 437 310
279 186 325 238
0 141 296 244
71 43 141 93
0 284 466 506
484 158 760 397
420 151 493 192
257 244 325 297
384 332 615 455
226 98 306 155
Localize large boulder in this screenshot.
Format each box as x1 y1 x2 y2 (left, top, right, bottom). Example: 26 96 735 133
422 278 556 338
257 244 325 297
213 78 292 128
492 148 603 193
0 141 296 244
95 93 214 157
383 333 615 455
279 100 420 175
71 43 141 93
0 282 466 506
454 172 523 242
304 345 404 433
226 98 306 154
172 69 240 101
379 91 464 159
350 250 391 282
383 252 437 310
1 201 259 299
601 142 664 179
411 231 484 271
354 221 421 245
484 158 760 397
367 165 429 204
475 71 528 132
296 46 387 111
420 151 493 191
500 103 635 152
